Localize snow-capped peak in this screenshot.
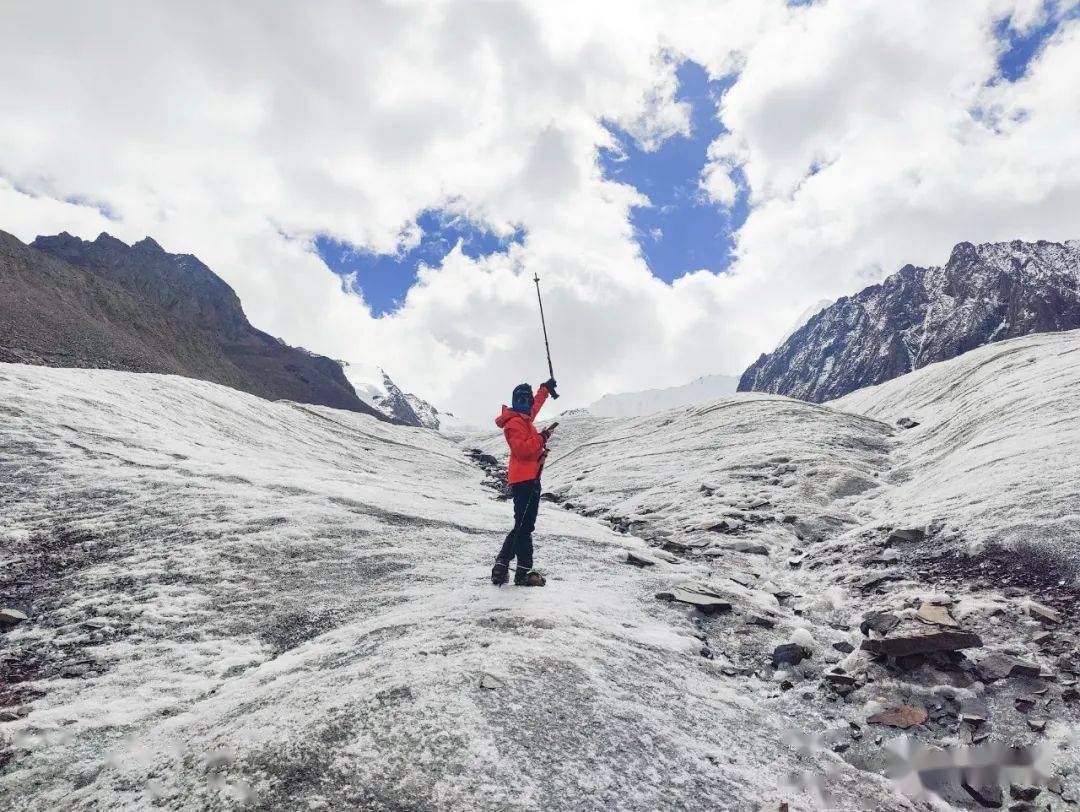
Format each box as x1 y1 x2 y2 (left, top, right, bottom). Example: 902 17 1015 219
739 237 1080 402
341 360 443 430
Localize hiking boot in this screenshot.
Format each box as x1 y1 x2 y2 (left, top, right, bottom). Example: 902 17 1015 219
514 567 546 587
491 560 509 586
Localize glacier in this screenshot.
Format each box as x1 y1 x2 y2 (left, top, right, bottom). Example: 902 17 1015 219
2 330 1079 810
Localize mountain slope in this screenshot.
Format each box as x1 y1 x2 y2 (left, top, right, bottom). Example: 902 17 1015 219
585 373 738 417
738 238 1080 402
0 363 906 811
0 229 383 417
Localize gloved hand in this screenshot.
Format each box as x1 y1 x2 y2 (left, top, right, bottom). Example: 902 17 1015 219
543 377 559 399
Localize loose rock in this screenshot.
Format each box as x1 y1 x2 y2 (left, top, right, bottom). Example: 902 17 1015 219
0 608 28 628
727 572 757 588
961 771 1004 808
626 551 660 567
706 520 736 533
860 612 902 637
772 643 810 669
867 705 927 729
1025 602 1061 626
916 602 959 628
480 674 503 690
825 671 858 696
1014 695 1036 711
896 417 921 429
858 573 903 592
887 528 926 545
724 541 769 556
977 653 1041 682
1010 785 1039 802
895 653 926 671
860 620 982 658
746 615 777 629
657 582 733 615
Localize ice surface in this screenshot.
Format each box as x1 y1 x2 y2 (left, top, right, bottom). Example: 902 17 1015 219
0 365 899 810
835 329 1080 563
3 329 1078 810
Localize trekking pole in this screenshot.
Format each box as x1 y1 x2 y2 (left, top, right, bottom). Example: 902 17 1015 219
533 273 558 398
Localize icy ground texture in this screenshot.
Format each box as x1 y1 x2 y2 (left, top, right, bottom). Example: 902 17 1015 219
0 367 910 810
835 330 1080 562
480 330 1080 808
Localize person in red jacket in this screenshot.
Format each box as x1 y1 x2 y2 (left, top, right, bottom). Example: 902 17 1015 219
491 378 557 586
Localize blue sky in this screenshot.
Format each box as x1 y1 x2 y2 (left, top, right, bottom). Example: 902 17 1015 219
598 61 748 283
995 3 1078 81
317 212 523 316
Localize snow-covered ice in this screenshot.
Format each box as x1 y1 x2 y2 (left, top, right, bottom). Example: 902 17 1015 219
0 365 903 810
2 329 1078 810
835 330 1080 565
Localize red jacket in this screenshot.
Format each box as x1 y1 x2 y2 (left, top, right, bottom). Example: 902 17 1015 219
495 384 551 484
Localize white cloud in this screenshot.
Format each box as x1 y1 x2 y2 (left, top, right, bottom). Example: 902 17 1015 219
1 0 1078 422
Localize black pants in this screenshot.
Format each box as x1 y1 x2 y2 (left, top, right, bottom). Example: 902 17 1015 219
496 479 541 570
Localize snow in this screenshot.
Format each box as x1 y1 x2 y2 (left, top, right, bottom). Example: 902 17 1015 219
473 330 1080 806
834 329 1080 563
340 356 388 402
0 364 890 810
585 373 739 418
435 411 483 436
3 329 1078 809
341 359 445 429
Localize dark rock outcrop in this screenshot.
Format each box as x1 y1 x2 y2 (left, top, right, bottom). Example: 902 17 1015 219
738 239 1080 402
0 230 385 418
860 621 983 658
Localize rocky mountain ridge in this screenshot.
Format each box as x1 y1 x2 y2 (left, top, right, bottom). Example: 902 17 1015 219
738 238 1080 402
0 229 385 418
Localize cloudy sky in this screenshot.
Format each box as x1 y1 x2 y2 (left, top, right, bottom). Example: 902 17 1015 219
2 0 1079 421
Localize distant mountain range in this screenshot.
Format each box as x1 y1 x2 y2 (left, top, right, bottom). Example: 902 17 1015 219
739 238 1080 402
585 373 739 417
0 229 386 419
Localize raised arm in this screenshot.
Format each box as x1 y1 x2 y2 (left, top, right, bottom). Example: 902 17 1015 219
530 379 555 419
